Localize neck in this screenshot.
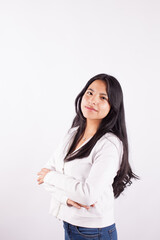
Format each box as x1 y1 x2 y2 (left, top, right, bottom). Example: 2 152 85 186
84 119 101 136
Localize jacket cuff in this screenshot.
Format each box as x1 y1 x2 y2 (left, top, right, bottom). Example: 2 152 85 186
43 172 69 206
60 195 69 206
43 170 56 184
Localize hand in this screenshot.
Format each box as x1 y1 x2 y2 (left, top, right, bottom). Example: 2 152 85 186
37 168 51 184
67 199 97 210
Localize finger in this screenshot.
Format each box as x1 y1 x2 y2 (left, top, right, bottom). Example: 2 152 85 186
37 179 43 184
37 171 45 175
38 180 44 184
78 204 89 209
67 199 89 209
37 172 42 175
41 168 50 172
37 176 44 182
73 203 81 209
91 202 97 207
68 200 81 209
79 203 90 209
37 170 46 176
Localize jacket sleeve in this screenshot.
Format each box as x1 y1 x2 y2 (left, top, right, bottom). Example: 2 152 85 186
42 152 69 206
43 136 123 206
43 183 69 206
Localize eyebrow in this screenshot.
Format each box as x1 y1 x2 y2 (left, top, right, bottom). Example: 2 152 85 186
87 88 108 97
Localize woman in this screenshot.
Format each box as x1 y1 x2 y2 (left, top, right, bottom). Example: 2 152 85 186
37 73 139 240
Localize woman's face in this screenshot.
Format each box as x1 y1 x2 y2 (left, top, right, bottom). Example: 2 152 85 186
81 80 111 121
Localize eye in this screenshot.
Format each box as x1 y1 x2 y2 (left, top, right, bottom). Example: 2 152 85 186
101 96 107 100
86 91 92 95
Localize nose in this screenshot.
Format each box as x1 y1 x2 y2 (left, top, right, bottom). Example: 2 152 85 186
89 95 98 105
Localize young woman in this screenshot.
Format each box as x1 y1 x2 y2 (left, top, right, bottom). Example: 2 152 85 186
37 73 139 240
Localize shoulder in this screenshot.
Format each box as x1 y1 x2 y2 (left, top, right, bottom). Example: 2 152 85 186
91 133 123 166
67 126 79 135
61 126 79 142
104 132 123 150
56 126 79 145
95 132 123 154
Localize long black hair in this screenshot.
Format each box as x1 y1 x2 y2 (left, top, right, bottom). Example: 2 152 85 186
64 73 139 198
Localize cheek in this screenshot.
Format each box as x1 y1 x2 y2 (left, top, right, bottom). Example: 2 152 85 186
81 95 87 105
101 103 110 115
81 96 85 110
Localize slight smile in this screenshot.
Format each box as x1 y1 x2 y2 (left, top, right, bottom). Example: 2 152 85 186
85 106 97 112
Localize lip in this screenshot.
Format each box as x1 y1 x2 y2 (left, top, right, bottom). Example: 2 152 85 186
85 106 97 112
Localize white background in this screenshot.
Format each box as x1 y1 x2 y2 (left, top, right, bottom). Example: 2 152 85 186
0 1 160 239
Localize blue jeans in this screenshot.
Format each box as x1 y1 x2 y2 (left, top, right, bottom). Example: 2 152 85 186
63 221 118 240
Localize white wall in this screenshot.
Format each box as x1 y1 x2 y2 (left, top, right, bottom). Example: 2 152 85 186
0 1 160 239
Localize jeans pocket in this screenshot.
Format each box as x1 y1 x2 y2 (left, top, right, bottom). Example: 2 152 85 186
75 226 100 238
108 225 117 240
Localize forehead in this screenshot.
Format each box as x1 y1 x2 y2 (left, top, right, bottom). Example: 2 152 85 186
87 80 107 92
